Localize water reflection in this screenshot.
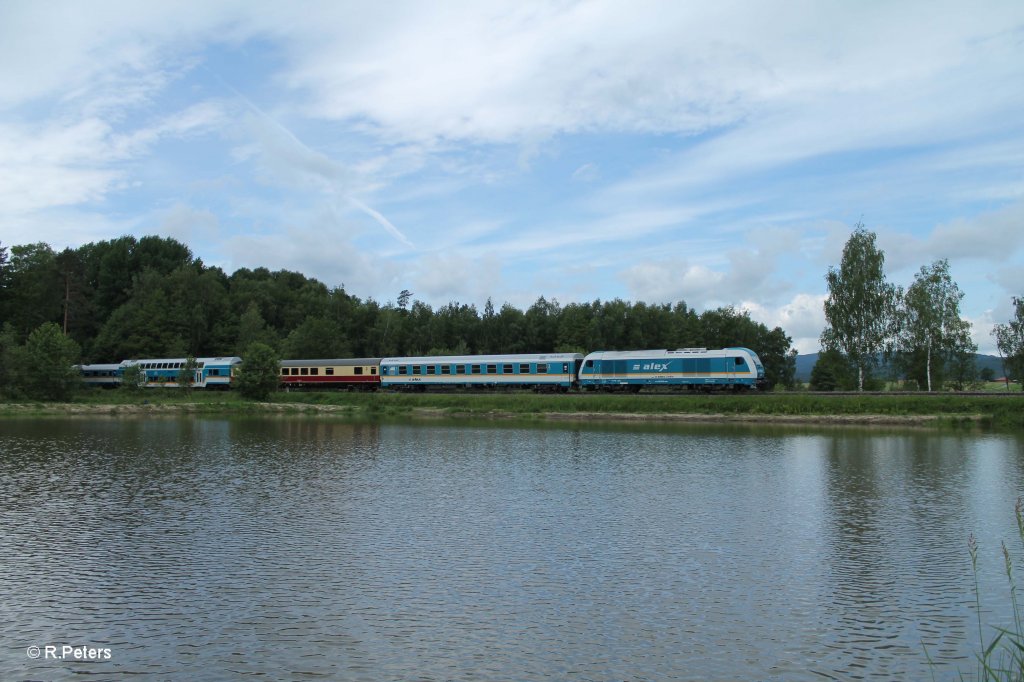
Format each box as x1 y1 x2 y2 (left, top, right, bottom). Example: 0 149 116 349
0 417 1021 681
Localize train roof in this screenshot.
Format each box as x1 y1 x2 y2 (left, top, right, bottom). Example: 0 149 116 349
123 356 242 366
583 348 756 360
79 363 122 371
381 353 583 364
280 358 381 367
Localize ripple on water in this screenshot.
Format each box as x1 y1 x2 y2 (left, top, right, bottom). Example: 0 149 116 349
0 419 1021 680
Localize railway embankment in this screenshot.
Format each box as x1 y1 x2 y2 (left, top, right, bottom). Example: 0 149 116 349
1 392 1022 429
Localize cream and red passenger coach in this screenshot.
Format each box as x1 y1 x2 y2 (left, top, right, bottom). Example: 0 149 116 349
279 358 381 389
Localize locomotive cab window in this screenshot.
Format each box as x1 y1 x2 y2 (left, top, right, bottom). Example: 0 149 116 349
586 360 594 368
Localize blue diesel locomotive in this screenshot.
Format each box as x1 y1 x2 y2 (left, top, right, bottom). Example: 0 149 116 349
578 347 764 391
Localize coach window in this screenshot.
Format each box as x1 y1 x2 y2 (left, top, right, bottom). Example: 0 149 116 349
537 363 548 373
311 368 319 376
519 364 530 374
412 366 422 375
353 367 362 375
398 366 407 375
486 364 497 374
503 364 513 374
471 365 481 374
427 366 436 375
281 368 287 376
441 366 451 375
371 367 377 375
327 367 335 376
209 369 220 376
301 368 309 376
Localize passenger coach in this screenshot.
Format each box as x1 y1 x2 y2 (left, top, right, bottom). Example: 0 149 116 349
280 358 381 390
80 357 242 389
381 353 583 390
579 347 765 390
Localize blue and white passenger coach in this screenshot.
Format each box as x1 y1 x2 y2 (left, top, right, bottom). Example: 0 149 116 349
381 353 584 390
80 357 242 389
579 347 766 390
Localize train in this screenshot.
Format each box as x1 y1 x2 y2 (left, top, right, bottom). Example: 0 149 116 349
80 347 767 391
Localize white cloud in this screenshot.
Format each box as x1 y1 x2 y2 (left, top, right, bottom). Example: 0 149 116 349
159 203 220 245
741 294 827 355
411 253 503 303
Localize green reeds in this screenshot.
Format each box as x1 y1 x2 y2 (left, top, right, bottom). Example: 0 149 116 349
959 498 1024 681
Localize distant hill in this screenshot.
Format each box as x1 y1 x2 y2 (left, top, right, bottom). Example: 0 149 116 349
794 353 1007 383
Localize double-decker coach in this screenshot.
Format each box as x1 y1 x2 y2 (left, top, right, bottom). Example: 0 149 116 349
79 357 242 389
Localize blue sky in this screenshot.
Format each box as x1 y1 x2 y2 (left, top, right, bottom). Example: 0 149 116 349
1 1 1022 354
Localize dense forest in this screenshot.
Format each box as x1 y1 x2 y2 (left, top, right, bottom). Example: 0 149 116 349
0 236 797 388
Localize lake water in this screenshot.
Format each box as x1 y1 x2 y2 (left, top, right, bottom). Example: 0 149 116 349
1 417 1022 681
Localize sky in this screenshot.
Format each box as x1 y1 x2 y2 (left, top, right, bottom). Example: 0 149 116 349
1 1 1022 354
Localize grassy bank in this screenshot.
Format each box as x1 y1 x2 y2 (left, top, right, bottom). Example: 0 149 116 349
4 389 1018 428
270 391 1024 428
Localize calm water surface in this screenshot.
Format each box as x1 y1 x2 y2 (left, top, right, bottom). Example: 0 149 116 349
1 417 1022 681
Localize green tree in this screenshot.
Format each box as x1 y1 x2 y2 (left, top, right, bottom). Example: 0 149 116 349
809 348 855 391
821 223 899 391
993 296 1024 389
282 316 352 359
236 342 281 400
121 364 144 393
20 322 81 401
6 243 62 336
177 356 199 392
0 323 22 398
236 301 279 353
897 259 975 391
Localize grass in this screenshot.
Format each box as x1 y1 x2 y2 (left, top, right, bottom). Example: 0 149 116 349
1 389 1022 429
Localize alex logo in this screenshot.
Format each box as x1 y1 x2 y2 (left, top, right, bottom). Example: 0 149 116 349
632 362 670 372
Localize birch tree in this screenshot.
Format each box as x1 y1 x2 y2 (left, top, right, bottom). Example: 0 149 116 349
821 223 898 391
898 259 975 391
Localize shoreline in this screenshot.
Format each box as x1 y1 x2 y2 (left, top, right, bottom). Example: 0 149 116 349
0 401 986 427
